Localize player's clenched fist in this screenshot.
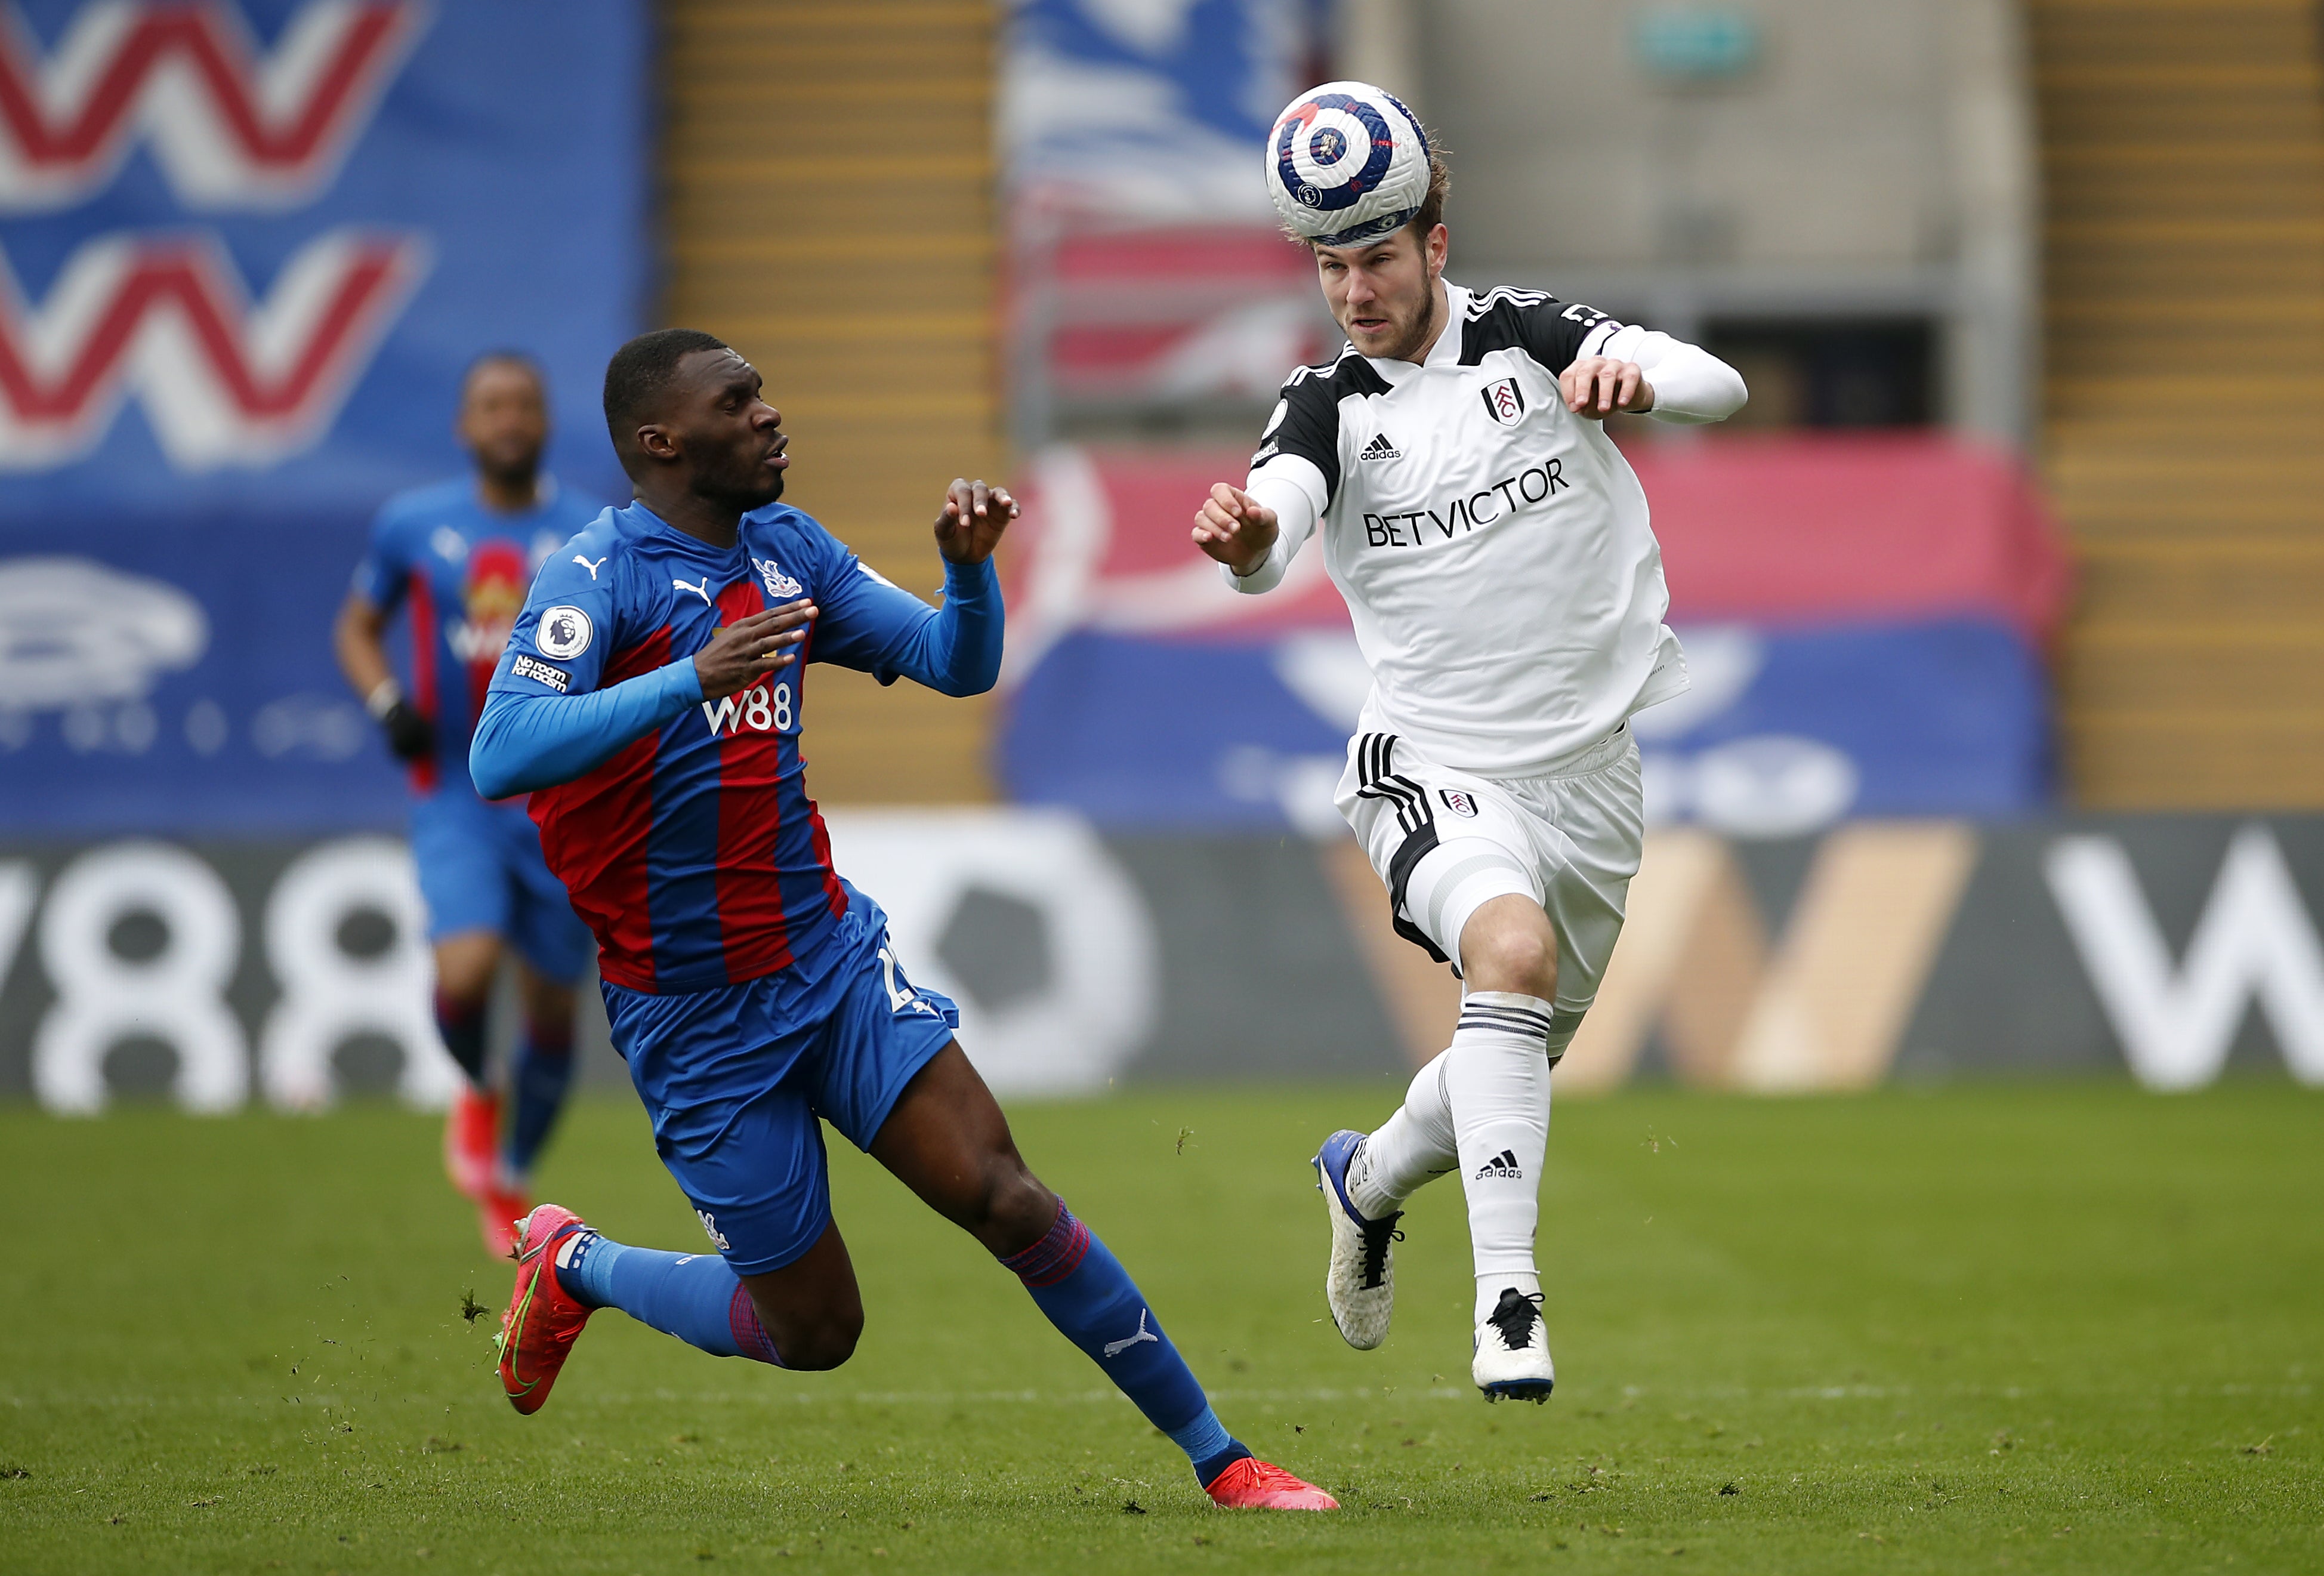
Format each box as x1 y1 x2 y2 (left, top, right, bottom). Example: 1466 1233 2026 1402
1192 483 1280 576
693 600 817 699
936 478 1019 564
1560 356 1655 419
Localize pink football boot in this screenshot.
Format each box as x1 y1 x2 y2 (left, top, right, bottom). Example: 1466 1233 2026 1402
1205 1457 1339 1510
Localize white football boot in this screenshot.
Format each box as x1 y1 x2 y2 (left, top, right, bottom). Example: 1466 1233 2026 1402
1312 1129 1402 1350
1472 1287 1554 1402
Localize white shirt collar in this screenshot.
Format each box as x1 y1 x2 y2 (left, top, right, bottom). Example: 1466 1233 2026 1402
1425 281 1471 367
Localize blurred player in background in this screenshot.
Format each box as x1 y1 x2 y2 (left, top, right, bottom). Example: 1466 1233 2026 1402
332 352 605 1255
1192 85 1748 1401
468 329 1334 1510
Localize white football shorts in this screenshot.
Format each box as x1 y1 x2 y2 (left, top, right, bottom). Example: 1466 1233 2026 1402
1334 724 1644 1057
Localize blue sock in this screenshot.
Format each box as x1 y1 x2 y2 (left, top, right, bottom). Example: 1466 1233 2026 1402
553 1232 780 1364
999 1201 1252 1486
503 1023 575 1178
433 992 487 1084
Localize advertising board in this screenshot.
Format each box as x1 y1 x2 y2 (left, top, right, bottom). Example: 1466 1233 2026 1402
0 1 647 834
5 813 2320 1111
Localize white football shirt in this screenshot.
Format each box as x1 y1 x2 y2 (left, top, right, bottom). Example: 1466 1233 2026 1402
1233 280 1725 779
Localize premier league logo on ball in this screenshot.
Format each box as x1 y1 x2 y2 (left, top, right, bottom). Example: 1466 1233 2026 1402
1264 80 1432 248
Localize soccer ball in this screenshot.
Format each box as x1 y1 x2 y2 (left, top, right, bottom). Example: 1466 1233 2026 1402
1264 81 1432 248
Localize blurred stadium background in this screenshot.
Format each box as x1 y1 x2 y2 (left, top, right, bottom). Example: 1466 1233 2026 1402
3 0 2322 1108
5 4 2324 1570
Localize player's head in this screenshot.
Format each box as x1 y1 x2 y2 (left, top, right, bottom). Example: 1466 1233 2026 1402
1306 149 1450 362
1265 81 1452 363
459 350 550 487
602 328 788 509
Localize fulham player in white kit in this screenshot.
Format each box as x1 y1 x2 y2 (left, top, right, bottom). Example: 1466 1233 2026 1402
1193 84 1747 1400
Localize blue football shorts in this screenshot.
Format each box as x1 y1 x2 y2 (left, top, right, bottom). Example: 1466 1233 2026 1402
409 789 595 984
601 918 961 1277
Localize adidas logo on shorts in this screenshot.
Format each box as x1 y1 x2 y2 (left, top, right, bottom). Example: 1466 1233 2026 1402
1360 431 1403 461
1474 1148 1524 1181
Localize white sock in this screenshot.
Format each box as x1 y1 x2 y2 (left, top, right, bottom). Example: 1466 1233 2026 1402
1348 1050 1459 1219
1476 1270 1543 1326
1443 991 1554 1324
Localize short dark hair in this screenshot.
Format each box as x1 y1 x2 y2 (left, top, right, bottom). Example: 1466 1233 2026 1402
464 347 544 388
602 328 729 442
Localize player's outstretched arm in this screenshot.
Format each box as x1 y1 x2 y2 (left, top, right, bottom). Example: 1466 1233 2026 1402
1567 327 1747 424
1197 474 1323 597
471 603 815 797
1192 482 1281 577
815 479 1015 698
933 476 1018 566
1559 356 1656 419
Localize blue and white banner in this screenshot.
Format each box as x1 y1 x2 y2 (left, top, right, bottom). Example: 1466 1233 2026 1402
0 1 646 833
1004 0 1322 221
996 445 2060 840
1001 618 2054 839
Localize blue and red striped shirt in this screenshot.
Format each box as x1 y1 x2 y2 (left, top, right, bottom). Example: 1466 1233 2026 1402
349 477 604 799
474 500 1002 995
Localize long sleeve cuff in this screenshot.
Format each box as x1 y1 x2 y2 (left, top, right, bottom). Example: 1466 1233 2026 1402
875 554 1004 696
932 553 1005 694
1219 470 1322 595
1221 534 1293 594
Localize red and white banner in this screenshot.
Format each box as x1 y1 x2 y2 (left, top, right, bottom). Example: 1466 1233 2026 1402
0 226 426 469
0 2 646 838
0 0 424 211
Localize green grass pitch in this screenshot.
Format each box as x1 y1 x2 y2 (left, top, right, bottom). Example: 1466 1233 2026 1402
3 1081 2319 1574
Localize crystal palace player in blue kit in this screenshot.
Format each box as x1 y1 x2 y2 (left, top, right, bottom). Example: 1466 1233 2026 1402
334 353 603 1255
468 329 1334 1511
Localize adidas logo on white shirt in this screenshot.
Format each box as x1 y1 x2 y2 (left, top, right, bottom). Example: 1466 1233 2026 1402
1360 431 1403 461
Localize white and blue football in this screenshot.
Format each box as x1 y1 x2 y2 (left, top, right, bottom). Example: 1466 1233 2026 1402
1264 81 1432 248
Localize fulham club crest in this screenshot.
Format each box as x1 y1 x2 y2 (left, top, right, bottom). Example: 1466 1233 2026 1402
1480 377 1525 426
1439 788 1480 818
